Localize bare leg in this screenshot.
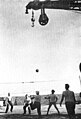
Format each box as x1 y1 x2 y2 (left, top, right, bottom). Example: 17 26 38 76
28 106 31 114
47 103 52 115
54 103 60 114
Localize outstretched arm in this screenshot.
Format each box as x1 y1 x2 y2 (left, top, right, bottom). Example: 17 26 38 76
30 95 35 99
45 95 50 99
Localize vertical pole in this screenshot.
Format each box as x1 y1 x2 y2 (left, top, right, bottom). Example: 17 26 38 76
79 63 81 87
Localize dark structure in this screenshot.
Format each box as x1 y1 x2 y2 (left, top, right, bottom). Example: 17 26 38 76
79 63 81 72
25 0 81 26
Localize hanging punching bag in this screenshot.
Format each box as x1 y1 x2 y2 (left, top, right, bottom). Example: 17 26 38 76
39 8 49 26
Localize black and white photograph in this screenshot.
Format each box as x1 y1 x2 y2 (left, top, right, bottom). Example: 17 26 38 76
0 0 81 119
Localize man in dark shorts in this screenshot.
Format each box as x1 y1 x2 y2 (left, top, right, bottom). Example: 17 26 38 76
30 91 41 116
45 89 60 115
60 84 76 119
23 94 31 114
5 93 13 113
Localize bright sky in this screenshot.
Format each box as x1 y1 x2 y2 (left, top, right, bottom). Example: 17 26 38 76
0 0 81 96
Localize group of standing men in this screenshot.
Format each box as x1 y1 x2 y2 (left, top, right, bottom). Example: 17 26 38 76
23 83 76 119
5 84 77 119
23 91 41 116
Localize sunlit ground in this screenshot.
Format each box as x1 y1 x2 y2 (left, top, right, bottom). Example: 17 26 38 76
0 104 81 119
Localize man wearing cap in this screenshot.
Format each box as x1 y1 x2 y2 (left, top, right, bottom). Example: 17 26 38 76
60 84 76 119
45 89 60 115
